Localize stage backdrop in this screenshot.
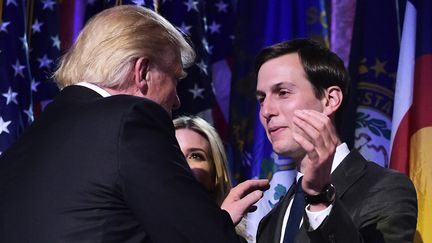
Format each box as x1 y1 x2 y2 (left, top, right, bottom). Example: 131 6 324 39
1 0 429 242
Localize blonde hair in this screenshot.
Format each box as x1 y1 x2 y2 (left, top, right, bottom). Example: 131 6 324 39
173 116 232 205
54 5 195 88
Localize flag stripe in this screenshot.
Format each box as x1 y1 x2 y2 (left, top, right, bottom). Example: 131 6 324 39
390 0 432 242
412 54 432 129
389 1 416 172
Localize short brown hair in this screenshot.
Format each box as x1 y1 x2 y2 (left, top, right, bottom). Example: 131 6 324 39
255 38 350 127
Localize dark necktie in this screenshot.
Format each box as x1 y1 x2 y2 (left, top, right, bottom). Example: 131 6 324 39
283 177 304 243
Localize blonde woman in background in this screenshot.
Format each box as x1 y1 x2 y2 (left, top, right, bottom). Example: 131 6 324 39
174 115 251 242
174 115 232 205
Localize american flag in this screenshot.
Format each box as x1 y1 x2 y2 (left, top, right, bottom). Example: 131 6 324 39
81 1 227 128
0 0 33 154
0 0 62 154
84 0 155 21
159 0 235 141
27 0 61 115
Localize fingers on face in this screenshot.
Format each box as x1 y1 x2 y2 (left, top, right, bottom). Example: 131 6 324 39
292 109 338 158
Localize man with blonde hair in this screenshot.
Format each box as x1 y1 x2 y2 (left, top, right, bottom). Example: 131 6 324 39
0 5 268 243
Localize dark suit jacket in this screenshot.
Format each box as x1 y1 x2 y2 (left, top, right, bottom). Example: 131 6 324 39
257 150 417 243
0 86 240 243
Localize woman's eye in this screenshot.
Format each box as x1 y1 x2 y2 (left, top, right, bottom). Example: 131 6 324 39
188 152 206 161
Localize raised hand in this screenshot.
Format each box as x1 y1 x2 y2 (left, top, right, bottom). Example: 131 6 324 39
292 109 340 210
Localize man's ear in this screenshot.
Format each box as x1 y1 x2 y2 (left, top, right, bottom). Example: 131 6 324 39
322 86 343 116
134 57 150 94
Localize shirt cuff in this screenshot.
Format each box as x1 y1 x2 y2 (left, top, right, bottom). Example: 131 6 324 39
305 204 333 230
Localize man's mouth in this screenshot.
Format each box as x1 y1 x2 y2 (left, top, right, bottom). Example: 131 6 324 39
268 126 287 137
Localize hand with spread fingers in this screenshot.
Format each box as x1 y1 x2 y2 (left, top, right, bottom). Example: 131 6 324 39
292 109 340 210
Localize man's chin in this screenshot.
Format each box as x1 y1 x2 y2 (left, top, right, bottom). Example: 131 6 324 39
272 143 305 160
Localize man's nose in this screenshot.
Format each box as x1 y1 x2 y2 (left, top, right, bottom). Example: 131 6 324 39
260 97 276 120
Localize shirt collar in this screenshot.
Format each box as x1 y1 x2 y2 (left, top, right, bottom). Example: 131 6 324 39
296 142 350 182
331 142 350 173
76 82 112 97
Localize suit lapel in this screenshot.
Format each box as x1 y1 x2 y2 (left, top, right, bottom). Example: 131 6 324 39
257 183 296 243
274 184 296 242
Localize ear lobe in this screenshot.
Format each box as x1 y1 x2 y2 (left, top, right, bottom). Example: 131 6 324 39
323 86 343 116
134 57 150 94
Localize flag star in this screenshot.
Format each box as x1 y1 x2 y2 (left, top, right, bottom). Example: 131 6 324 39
6 0 18 6
0 117 12 135
2 87 18 105
202 38 212 54
370 58 387 77
211 82 216 94
51 35 61 50
24 106 34 122
132 0 145 5
188 83 205 99
184 0 199 12
31 79 40 92
11 59 26 78
42 0 56 10
215 0 228 13
196 60 208 75
207 45 214 54
208 21 221 34
178 22 192 35
32 19 43 33
37 54 53 68
0 21 10 33
19 35 29 50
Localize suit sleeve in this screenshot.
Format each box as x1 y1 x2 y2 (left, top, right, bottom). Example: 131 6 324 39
304 171 417 243
117 101 240 243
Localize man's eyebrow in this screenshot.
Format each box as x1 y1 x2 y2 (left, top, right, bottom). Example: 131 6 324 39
271 82 287 91
256 82 285 95
270 82 296 92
